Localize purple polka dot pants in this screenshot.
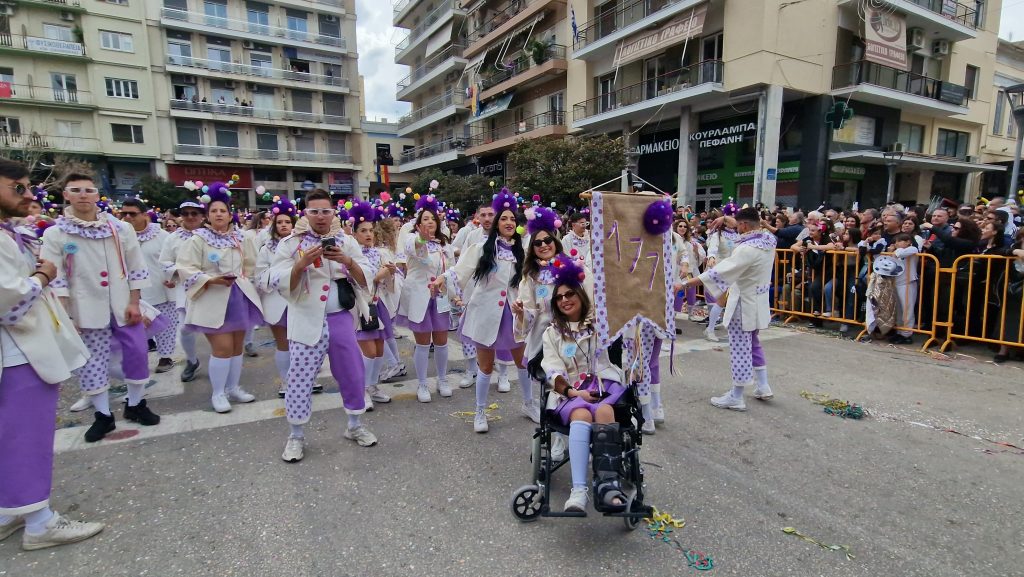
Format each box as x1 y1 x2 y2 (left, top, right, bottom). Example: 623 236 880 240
727 303 765 386
77 316 151 393
153 302 180 357
285 311 366 425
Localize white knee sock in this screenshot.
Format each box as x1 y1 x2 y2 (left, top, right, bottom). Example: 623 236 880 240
707 304 723 329
434 344 449 383
181 330 198 364
465 356 478 377
274 350 290 384
126 383 145 407
362 355 375 387
370 356 384 388
23 507 55 536
244 327 254 347
289 424 304 438
227 355 243 392
413 344 430 386
641 401 654 423
517 367 533 403
347 414 361 429
384 337 399 365
568 421 592 489
730 385 744 399
497 363 508 379
475 371 491 409
91 392 111 416
651 382 662 410
209 356 231 397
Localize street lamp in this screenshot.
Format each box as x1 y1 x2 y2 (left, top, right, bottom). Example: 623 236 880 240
882 148 903 205
1005 84 1024 201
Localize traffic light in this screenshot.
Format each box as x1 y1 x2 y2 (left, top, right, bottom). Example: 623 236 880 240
825 100 854 130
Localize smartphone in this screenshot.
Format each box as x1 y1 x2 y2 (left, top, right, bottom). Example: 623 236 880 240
321 237 337 249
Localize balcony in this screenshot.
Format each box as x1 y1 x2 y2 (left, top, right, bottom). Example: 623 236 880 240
831 61 969 116
477 44 567 101
0 32 89 59
393 0 417 27
160 8 347 52
573 0 704 62
169 100 351 130
572 60 724 130
465 0 564 59
836 0 978 41
396 44 467 101
173 144 356 167
275 0 344 11
13 0 86 12
0 132 101 154
395 0 465 64
0 84 97 110
397 89 467 136
165 55 350 91
398 136 467 172
466 110 567 156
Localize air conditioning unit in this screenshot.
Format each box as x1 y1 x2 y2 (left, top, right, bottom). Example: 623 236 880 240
932 39 950 57
183 75 198 85
0 6 14 16
907 28 925 50
60 10 74 21
242 40 255 49
887 142 906 154
290 128 304 136
323 14 338 23
224 80 236 88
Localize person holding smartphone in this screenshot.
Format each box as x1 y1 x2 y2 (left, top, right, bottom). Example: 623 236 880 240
176 183 262 414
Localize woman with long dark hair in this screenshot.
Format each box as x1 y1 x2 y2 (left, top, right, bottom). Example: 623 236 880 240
255 197 297 398
430 189 536 433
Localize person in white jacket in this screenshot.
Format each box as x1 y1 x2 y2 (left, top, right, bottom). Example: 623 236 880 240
680 208 777 411
269 189 377 463
41 173 160 443
452 204 496 389
563 211 592 268
704 207 740 342
176 184 262 414
0 159 104 550
254 197 297 398
159 201 206 382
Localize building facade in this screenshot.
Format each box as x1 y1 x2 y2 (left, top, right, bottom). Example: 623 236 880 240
147 0 362 206
358 116 416 196
0 0 161 196
980 38 1023 199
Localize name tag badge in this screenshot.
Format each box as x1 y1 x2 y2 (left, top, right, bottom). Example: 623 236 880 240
536 285 550 300
562 343 577 359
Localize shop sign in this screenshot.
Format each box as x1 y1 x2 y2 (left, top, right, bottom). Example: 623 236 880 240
328 172 353 195
834 116 876 146
478 153 506 179
689 123 756 148
631 138 680 156
167 165 253 188
830 164 866 180
613 4 707 67
864 8 908 70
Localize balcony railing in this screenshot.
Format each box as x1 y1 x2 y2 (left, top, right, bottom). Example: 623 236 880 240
0 32 87 57
397 44 465 92
173 145 353 164
396 0 461 54
165 55 349 89
832 61 967 106
400 136 467 163
479 44 566 90
574 0 679 51
0 132 100 153
169 100 350 126
467 0 545 44
1 84 94 106
398 90 466 129
902 0 977 28
467 110 565 146
16 0 85 10
573 59 723 121
160 8 346 49
393 0 413 17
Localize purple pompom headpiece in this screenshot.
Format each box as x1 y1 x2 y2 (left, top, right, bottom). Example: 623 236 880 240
551 254 586 289
642 196 674 236
415 194 441 215
348 200 379 226
491 187 518 215
526 205 560 236
722 199 739 217
148 210 160 223
204 181 232 210
271 196 297 217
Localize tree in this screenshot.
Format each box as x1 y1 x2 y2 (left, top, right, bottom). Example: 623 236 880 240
507 135 627 213
403 169 495 216
133 175 187 209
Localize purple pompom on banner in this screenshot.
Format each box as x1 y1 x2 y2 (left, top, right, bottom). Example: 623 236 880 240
526 205 558 236
491 186 518 215
348 199 378 225
552 254 586 289
643 197 674 236
415 193 440 215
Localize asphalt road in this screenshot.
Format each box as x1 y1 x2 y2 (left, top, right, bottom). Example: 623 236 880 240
2 320 1022 577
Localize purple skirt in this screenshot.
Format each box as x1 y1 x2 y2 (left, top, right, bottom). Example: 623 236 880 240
357 301 394 341
398 297 449 333
186 285 261 335
470 304 522 351
553 378 626 426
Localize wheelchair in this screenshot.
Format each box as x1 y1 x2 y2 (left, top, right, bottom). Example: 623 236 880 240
510 340 653 529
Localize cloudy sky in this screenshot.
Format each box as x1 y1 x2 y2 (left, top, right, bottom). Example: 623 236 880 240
355 1 1024 120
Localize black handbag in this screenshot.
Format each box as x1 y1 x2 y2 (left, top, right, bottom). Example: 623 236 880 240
360 301 380 331
335 278 356 310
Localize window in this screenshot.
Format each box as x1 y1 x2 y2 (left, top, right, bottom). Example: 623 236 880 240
42 24 73 42
250 52 272 77
164 0 188 11
111 124 144 143
247 5 270 34
936 128 969 159
0 67 13 96
256 128 278 151
106 0 129 5
964 65 978 100
207 46 232 72
291 89 313 113
897 122 925 153
1009 93 1021 138
55 120 83 137
105 78 139 99
286 9 309 40
204 0 228 27
215 124 239 148
50 73 78 102
0 116 21 135
176 121 202 145
293 134 315 153
100 31 134 52
598 73 616 113
323 93 345 119
993 90 1005 136
327 136 346 155
252 86 275 110
167 41 192 65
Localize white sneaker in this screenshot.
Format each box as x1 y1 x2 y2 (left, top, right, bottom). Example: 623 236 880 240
281 436 304 462
652 406 665 424
563 487 589 512
437 380 452 398
390 362 408 379
473 407 489 433
227 388 255 403
69 395 91 413
367 384 391 404
550 434 567 462
704 329 720 342
21 513 104 551
211 393 231 413
521 400 540 424
753 385 774 401
344 425 378 447
363 392 374 412
459 372 475 389
417 384 432 403
497 374 511 393
1 516 25 541
711 393 747 411
641 419 656 435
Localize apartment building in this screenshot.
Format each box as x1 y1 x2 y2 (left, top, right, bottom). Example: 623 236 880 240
147 0 361 206
0 0 160 196
980 38 1023 198
358 116 416 196
567 0 1004 209
394 0 571 182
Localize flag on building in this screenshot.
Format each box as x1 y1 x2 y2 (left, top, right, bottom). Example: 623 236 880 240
571 5 579 45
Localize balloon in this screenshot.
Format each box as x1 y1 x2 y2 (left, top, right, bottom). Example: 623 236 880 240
380 191 392 203
554 219 562 228
399 193 406 200
550 202 556 207
405 187 413 194
195 181 204 188
413 193 420 200
272 207 280 214
272 195 281 202
200 194 211 203
344 201 353 210
201 185 209 193
262 193 272 201
515 225 525 235
231 174 240 181
255 185 266 194
429 179 439 190
183 181 197 191
488 181 495 188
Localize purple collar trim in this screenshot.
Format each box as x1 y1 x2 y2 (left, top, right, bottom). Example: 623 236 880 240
173 228 195 241
56 213 119 239
736 230 777 250
137 223 162 242
194 226 243 249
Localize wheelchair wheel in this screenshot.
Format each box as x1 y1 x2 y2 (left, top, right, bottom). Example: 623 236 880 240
510 485 543 523
622 493 642 532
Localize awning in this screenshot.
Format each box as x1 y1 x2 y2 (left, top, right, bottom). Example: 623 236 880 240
829 150 1007 173
471 92 515 123
614 3 707 68
425 22 453 59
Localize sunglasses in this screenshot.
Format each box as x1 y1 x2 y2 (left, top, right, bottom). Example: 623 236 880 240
953 225 963 230
553 290 578 303
305 208 335 216
181 211 203 217
531 237 555 248
65 186 99 195
5 183 30 195
120 211 141 218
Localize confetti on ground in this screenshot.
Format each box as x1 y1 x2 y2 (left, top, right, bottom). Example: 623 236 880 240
781 527 854 560
799 391 866 419
644 509 713 571
450 402 501 423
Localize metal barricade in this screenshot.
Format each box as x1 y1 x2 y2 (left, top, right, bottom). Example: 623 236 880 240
856 251 942 351
940 254 1024 352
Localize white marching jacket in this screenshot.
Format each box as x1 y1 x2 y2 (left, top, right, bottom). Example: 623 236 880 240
397 236 452 324
158 228 195 309
255 238 289 325
540 321 622 386
517 262 594 359
137 224 173 306
41 212 150 330
698 230 777 332
176 226 263 329
444 239 521 347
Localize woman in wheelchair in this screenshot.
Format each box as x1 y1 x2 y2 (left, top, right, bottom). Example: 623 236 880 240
541 258 629 513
